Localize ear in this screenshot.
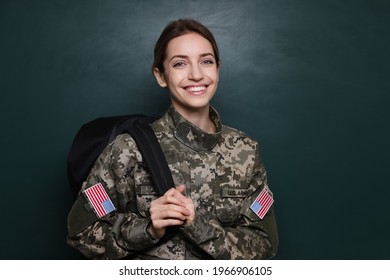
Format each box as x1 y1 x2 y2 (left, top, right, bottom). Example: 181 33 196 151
153 67 167 88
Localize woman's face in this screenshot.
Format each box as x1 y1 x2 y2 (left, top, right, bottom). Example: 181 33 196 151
154 32 220 116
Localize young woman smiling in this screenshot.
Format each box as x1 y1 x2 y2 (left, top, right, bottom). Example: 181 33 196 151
67 19 278 260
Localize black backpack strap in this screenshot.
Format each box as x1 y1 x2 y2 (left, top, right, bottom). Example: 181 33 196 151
114 117 178 245
119 117 174 196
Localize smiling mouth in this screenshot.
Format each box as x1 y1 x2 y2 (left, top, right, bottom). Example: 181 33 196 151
184 85 208 95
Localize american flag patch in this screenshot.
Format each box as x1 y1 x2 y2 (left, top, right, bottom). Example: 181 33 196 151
250 188 274 219
84 183 116 218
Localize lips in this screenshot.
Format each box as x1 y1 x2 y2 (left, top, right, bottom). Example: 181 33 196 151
184 85 208 95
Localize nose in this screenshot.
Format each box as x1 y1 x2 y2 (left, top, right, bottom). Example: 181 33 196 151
188 64 203 81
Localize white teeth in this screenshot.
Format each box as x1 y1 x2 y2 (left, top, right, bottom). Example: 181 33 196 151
187 86 206 92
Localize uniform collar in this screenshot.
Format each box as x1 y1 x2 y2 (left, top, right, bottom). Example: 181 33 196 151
166 106 222 152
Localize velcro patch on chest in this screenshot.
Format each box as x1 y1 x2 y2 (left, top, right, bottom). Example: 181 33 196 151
221 188 248 198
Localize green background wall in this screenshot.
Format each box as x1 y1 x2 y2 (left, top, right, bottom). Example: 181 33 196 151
1 0 389 259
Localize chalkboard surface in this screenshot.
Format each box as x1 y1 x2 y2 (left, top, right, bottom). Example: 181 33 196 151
1 0 389 259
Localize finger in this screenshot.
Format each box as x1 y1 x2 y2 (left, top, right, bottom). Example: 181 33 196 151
152 191 186 207
164 187 181 196
165 194 187 206
170 188 189 202
164 188 187 204
150 204 190 218
161 187 190 207
175 185 186 193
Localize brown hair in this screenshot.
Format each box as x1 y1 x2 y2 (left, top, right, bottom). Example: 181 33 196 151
152 19 220 73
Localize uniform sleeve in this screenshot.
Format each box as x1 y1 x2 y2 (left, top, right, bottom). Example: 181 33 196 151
180 144 279 259
66 135 158 259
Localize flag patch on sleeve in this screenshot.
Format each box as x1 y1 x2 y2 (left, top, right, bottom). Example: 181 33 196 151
250 188 274 219
84 183 116 218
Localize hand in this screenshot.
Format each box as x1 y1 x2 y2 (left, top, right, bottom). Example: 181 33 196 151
147 185 195 239
175 185 196 224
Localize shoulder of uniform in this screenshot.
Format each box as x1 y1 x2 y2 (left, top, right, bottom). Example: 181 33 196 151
105 133 143 165
112 133 130 142
221 124 258 145
110 133 137 149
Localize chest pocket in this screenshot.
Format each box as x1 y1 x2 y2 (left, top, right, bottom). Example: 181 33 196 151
214 187 248 224
134 162 158 217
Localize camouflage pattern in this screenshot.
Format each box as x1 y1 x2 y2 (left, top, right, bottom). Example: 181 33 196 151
67 106 278 259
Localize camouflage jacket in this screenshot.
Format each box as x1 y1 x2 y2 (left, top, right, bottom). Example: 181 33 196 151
67 106 278 259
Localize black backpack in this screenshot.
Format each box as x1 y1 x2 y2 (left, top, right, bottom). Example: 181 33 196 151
67 114 174 199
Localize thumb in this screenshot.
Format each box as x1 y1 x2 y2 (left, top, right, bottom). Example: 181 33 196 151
175 184 186 194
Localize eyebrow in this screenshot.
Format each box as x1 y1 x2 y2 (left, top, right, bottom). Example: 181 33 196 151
169 53 215 62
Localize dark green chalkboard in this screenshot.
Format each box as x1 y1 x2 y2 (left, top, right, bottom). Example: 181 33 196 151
1 0 389 259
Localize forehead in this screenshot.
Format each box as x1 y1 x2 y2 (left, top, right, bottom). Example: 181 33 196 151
165 32 214 59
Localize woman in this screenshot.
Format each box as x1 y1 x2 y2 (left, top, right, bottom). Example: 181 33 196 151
67 19 278 259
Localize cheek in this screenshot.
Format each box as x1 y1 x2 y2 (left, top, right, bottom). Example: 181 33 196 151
166 71 187 86
205 68 219 82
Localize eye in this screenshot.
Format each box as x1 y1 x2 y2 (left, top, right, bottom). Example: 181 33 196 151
172 61 186 68
201 58 215 65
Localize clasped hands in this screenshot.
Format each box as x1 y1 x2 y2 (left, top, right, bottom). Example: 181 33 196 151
147 185 195 239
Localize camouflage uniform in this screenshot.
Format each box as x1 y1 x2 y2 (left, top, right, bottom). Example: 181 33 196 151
67 106 278 259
